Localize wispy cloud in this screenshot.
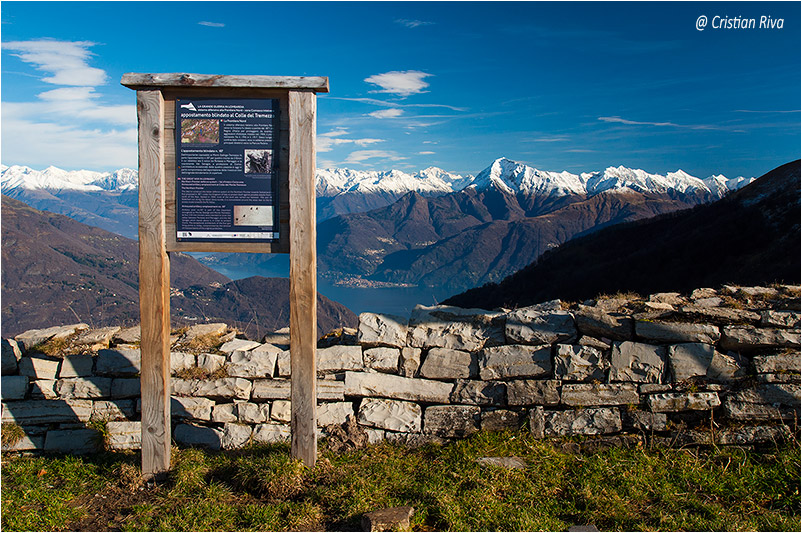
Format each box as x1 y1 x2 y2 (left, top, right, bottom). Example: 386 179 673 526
530 135 570 143
345 150 406 164
368 108 404 119
3 39 106 85
734 109 800 114
396 18 435 28
1 39 137 168
328 97 466 112
598 116 732 131
317 128 383 153
364 70 432 97
198 21 225 27
418 151 436 155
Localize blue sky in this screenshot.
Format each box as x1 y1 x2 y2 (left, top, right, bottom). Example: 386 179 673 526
1 1 800 178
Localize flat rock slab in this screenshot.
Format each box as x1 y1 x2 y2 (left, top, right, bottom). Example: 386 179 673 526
407 305 504 351
180 323 228 342
753 352 802 374
364 347 401 374
1 399 92 424
171 396 215 420
720 326 801 351
419 347 475 380
362 506 414 532
106 421 141 450
253 423 291 443
1 376 29 400
44 428 100 454
172 377 252 400
18 356 61 380
359 312 409 348
479 344 552 380
545 407 621 436
505 308 576 345
2 339 22 375
450 379 506 406
318 345 364 372
174 423 223 449
506 379 560 406
562 383 639 406
554 344 607 381
424 405 480 438
318 402 354 428
96 348 141 376
227 348 278 378
113 325 141 344
59 355 95 378
14 323 89 351
344 371 452 404
358 398 422 433
74 326 121 349
610 341 665 383
219 338 262 353
481 409 522 431
56 377 112 399
575 307 633 340
647 392 720 412
635 321 720 344
477 456 527 470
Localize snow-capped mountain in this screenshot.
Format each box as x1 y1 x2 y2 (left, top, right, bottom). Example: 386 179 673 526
472 157 754 199
315 167 473 197
2 159 753 200
1 165 138 193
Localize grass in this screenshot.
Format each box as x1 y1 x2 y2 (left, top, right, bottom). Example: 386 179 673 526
1 431 799 531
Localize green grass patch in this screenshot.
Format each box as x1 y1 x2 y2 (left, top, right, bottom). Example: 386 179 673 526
1 432 799 531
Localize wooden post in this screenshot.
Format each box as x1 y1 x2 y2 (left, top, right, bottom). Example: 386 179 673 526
288 90 317 467
123 73 327 474
136 89 172 478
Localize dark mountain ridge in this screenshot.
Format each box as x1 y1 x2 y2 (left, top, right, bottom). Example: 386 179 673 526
1 195 356 338
317 183 713 292
444 160 801 309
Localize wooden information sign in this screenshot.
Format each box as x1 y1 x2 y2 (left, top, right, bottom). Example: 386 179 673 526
122 73 328 476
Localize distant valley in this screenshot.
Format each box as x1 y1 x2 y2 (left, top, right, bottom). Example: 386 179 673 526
1 158 759 315
0 196 356 338
445 160 801 309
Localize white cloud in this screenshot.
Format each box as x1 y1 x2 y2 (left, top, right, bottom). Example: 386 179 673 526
1 39 137 169
3 39 107 86
396 19 435 28
418 151 436 155
198 21 225 27
317 129 384 153
368 108 404 119
1 116 137 168
345 150 406 164
364 70 432 97
598 115 725 131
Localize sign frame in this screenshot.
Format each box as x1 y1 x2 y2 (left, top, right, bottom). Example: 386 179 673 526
122 73 328 478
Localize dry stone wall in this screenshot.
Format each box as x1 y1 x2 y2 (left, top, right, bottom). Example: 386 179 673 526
2 285 800 454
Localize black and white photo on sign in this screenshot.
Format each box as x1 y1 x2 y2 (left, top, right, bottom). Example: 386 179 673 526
244 149 273 174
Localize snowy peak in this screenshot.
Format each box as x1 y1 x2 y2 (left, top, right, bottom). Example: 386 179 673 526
473 157 586 197
473 159 753 199
315 166 472 198
2 160 756 200
1 165 138 192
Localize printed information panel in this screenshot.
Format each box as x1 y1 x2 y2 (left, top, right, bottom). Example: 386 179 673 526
175 98 279 242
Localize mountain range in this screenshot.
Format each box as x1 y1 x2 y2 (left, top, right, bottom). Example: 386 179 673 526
0 195 356 338
1 159 757 295
1 159 753 233
444 160 801 309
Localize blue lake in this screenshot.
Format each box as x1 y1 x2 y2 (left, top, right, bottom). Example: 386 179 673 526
206 257 453 317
